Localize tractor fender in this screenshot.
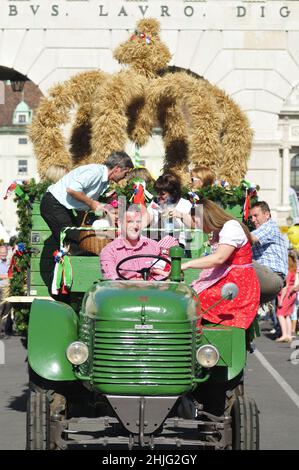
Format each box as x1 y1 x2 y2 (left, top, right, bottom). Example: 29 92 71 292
201 327 246 383
28 299 78 381
227 327 246 380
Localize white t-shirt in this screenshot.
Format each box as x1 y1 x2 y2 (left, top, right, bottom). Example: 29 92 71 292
218 220 248 248
48 164 109 210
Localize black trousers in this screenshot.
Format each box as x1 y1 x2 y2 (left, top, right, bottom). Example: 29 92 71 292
40 192 80 251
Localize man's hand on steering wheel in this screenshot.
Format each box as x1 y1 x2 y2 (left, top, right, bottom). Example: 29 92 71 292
150 267 170 278
116 254 171 281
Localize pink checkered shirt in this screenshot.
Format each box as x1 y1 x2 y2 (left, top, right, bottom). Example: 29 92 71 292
100 236 160 280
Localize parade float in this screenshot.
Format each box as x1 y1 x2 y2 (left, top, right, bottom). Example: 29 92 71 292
7 19 260 450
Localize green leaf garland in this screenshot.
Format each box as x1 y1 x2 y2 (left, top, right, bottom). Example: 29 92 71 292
10 179 50 333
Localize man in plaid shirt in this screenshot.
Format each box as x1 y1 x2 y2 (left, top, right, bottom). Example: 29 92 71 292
250 201 288 303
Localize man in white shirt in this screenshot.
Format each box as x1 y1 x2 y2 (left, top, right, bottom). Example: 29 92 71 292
40 151 133 254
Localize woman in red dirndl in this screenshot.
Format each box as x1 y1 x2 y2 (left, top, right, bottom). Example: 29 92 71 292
181 199 260 329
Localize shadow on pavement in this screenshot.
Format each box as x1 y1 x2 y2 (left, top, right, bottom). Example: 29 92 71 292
259 320 278 341
7 388 28 413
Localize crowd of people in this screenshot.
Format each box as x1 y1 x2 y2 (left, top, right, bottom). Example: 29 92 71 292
1 152 299 342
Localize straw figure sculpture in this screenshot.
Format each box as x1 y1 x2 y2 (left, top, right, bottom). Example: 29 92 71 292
29 18 252 185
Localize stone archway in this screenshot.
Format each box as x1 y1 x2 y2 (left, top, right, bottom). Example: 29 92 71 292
0 66 28 87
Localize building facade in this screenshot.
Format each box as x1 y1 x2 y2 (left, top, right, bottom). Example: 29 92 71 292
1 0 299 224
0 83 42 233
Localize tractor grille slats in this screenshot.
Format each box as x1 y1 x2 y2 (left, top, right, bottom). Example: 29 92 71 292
92 377 191 384
94 330 191 337
91 324 193 386
93 358 189 365
95 341 189 352
93 366 190 373
95 338 190 345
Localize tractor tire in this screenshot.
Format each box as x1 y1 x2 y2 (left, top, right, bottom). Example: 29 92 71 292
26 385 51 450
231 396 259 450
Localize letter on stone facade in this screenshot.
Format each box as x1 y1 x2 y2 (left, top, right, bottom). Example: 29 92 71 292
237 6 246 17
184 6 194 17
9 5 18 16
118 6 128 17
30 5 40 15
139 5 149 16
280 6 290 17
99 5 108 16
161 6 170 17
51 5 59 16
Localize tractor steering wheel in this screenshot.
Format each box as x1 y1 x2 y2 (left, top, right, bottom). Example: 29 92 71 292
116 254 171 281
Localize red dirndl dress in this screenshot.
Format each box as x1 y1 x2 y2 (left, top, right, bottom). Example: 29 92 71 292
192 241 260 329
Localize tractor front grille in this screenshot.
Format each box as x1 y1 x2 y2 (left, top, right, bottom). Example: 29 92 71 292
91 322 195 395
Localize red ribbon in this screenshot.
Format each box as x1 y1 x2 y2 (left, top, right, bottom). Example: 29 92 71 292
4 182 17 200
133 184 145 206
7 252 22 278
243 189 250 221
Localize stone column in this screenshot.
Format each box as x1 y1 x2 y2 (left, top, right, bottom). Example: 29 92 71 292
276 117 291 225
282 145 291 206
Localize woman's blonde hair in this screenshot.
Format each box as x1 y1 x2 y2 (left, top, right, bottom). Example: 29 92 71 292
201 199 252 243
192 165 215 187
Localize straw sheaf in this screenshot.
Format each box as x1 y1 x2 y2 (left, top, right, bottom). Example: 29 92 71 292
113 19 171 77
137 72 222 177
36 128 71 176
49 71 108 105
137 18 161 36
128 78 156 147
28 97 72 175
48 83 75 110
70 102 93 167
186 92 222 176
29 97 68 131
90 71 145 163
204 83 253 184
113 42 171 78
64 70 108 104
28 71 108 176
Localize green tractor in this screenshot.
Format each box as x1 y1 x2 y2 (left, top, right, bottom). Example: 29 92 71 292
25 202 259 450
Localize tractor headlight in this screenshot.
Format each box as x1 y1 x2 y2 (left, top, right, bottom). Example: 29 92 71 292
66 341 89 365
196 345 220 368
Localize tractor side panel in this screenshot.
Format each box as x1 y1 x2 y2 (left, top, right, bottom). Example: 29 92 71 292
28 299 78 381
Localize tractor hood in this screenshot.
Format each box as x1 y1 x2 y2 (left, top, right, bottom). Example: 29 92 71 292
82 281 196 322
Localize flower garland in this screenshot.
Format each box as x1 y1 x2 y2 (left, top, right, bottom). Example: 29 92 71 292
8 179 50 332
181 180 259 209
102 178 259 222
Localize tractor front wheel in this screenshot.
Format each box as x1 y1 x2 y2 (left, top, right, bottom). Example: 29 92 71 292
231 395 259 450
26 385 52 450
